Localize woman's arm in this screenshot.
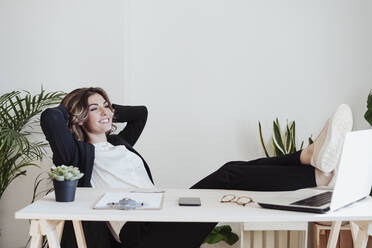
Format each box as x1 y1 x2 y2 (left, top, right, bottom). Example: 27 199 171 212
112 104 148 147
40 105 80 166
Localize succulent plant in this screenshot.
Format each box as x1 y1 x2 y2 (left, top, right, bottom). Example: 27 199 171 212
259 119 313 157
49 165 84 181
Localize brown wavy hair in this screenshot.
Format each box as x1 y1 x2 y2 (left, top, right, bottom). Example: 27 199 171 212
61 87 115 141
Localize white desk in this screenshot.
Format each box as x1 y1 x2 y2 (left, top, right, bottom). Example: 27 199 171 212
15 188 372 248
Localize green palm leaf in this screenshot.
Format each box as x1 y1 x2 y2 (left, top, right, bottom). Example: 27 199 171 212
0 88 65 199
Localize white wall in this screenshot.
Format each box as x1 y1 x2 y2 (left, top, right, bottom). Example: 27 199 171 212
1 1 371 247
124 0 372 188
0 0 125 247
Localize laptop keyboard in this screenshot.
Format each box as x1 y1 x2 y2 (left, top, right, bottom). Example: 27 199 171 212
291 191 333 207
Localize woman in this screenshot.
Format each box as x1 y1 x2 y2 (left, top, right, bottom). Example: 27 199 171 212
40 87 353 248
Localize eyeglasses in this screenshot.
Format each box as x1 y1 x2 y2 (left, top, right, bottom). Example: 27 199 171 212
220 194 253 206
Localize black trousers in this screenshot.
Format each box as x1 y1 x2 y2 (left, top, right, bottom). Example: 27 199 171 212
116 151 316 248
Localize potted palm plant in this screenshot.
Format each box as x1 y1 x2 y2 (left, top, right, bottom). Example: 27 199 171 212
49 165 83 202
0 88 65 200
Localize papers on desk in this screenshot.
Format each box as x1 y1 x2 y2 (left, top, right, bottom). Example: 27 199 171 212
94 192 164 210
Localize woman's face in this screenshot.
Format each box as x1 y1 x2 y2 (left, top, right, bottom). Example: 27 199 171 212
80 93 113 136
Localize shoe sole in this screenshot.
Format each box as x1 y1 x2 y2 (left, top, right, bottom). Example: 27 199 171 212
316 104 353 173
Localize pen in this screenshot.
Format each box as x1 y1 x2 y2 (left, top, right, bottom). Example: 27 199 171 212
130 190 165 193
107 200 144 210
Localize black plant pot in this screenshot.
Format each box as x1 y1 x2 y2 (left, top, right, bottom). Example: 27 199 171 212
53 179 78 202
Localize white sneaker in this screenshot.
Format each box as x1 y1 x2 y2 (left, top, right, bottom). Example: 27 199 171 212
310 104 353 173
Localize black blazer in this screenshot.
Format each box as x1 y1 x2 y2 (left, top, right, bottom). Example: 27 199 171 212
40 103 153 248
40 104 154 186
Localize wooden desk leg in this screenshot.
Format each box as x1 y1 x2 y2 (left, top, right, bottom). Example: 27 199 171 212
350 221 359 244
56 220 65 243
72 220 87 248
29 220 42 248
39 220 63 248
326 221 341 248
350 221 371 248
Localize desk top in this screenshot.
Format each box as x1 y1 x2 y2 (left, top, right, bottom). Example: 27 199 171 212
15 188 372 223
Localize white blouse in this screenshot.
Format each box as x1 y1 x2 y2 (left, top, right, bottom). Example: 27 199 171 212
91 141 154 189
90 141 154 243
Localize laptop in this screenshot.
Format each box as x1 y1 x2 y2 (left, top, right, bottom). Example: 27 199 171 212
257 129 372 213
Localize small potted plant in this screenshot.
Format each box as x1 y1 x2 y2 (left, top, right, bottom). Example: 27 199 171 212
203 225 239 246
49 165 84 202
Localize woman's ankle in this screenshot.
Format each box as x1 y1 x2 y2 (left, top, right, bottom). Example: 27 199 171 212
300 144 314 165
315 169 333 186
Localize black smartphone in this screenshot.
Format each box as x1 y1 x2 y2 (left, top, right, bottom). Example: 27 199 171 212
178 197 201 206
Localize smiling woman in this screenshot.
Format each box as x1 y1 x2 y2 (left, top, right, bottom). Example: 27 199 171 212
60 88 115 142
40 87 351 248
78 93 114 143
40 87 160 247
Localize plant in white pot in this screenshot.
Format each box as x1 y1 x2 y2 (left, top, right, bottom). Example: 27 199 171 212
49 165 83 202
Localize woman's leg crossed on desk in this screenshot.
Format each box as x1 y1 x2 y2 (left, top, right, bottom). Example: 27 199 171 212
117 151 329 248
117 105 355 248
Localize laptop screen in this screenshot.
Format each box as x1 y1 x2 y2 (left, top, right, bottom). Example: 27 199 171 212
330 130 372 211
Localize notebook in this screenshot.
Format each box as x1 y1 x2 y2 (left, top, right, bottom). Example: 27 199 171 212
257 129 372 213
